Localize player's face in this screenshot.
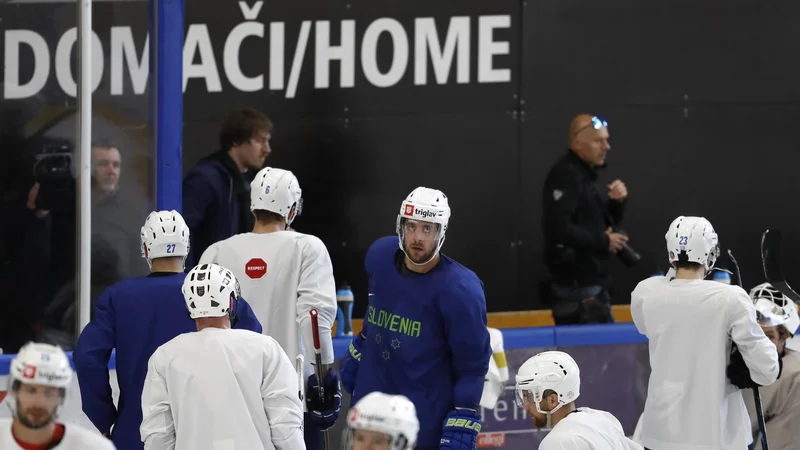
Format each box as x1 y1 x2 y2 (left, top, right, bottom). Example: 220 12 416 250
522 391 556 429
352 429 393 450
761 325 787 354
14 383 61 429
401 219 440 264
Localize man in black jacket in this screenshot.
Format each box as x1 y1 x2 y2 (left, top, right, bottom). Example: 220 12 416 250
182 107 273 268
541 114 629 324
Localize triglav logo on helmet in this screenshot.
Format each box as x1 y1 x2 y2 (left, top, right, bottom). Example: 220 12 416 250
37 370 69 384
404 204 439 220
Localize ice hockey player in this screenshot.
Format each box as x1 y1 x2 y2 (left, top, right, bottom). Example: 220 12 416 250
631 215 781 450
73 210 262 450
199 167 340 449
0 342 116 449
343 392 420 450
340 187 491 450
515 350 643 449
743 283 800 450
140 263 304 449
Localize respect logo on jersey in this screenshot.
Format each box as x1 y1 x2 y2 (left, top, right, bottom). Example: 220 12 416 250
245 258 268 279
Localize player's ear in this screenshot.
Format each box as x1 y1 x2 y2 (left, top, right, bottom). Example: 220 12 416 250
288 204 296 222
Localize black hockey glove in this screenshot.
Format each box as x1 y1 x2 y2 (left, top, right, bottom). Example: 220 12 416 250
306 368 342 430
727 346 784 389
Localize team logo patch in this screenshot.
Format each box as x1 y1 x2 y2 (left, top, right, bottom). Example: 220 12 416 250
403 204 414 216
348 408 358 423
22 365 36 379
553 189 563 201
245 258 268 279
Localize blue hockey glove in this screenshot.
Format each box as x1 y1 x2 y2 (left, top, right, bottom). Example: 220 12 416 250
306 369 342 430
440 409 481 450
340 332 366 395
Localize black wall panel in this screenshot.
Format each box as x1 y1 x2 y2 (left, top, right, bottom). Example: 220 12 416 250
4 0 798 315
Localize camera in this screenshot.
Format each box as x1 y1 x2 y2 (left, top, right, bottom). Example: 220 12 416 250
614 229 641 267
33 144 74 212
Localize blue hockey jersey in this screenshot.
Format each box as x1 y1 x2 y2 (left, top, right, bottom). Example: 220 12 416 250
72 272 262 450
351 236 491 447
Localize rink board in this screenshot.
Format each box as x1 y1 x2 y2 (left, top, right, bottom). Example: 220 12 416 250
0 324 649 448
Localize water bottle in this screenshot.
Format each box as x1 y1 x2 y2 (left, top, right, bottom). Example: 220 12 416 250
712 271 731 284
336 283 354 337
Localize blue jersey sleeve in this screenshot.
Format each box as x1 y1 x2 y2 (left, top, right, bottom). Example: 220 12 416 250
234 297 263 333
441 276 491 410
73 288 118 434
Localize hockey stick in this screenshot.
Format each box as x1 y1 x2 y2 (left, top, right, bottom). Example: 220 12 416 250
761 229 800 304
296 354 305 411
727 250 769 450
310 309 331 450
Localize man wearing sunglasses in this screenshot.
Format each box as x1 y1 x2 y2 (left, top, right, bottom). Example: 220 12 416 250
541 114 629 324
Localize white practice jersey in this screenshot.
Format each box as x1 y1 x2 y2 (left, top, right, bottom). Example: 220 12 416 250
200 231 337 376
140 328 304 450
0 418 116 449
539 408 643 450
632 276 780 450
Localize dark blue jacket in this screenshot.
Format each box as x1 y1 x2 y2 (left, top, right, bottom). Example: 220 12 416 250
182 150 255 268
72 272 262 450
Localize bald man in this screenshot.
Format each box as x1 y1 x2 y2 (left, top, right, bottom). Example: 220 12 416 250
541 114 629 324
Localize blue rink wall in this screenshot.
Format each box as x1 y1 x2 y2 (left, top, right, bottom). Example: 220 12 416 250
0 324 651 448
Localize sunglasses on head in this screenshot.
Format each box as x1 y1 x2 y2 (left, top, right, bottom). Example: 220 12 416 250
591 116 608 130
574 116 609 136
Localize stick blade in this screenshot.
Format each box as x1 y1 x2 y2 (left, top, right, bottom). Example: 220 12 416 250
761 229 800 304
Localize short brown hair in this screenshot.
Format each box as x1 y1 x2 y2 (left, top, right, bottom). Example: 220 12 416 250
254 209 284 224
674 261 704 271
219 107 273 151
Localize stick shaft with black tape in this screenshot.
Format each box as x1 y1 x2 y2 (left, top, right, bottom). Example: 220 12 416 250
310 309 330 450
728 250 769 450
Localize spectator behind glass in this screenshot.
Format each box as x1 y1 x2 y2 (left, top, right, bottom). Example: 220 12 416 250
541 114 629 325
182 107 273 268
24 140 147 349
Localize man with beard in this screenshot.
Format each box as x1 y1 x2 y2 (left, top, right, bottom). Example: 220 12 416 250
743 283 800 450
0 342 115 449
515 350 642 450
339 187 491 450
183 107 273 268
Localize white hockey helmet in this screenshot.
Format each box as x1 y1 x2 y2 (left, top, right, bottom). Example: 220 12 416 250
182 263 242 319
750 282 800 336
396 187 451 262
344 392 420 450
665 216 719 271
515 351 580 417
250 167 303 227
140 210 190 270
8 342 72 394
